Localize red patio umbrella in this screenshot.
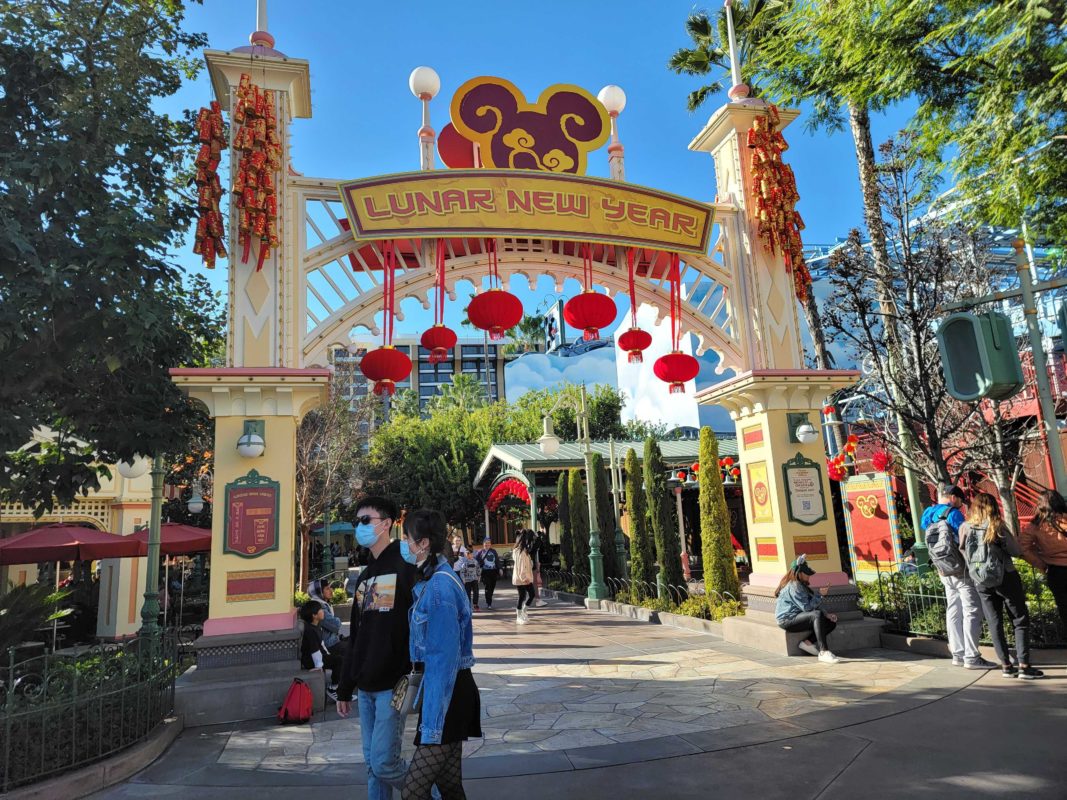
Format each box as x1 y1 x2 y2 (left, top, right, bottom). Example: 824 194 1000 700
0 524 147 565
130 523 211 556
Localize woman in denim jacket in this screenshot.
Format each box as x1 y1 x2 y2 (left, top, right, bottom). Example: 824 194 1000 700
400 510 481 799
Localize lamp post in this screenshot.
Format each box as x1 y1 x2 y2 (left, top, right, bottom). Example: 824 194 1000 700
608 437 627 578
538 384 609 600
139 454 165 639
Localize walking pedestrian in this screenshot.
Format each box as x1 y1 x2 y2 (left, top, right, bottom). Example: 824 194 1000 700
921 485 996 669
400 510 481 800
1020 490 1067 632
474 538 500 609
531 528 549 607
452 547 481 611
512 529 536 625
960 492 1044 679
336 496 418 800
774 555 840 663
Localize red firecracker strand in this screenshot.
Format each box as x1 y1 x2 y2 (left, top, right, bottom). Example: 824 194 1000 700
232 73 282 271
192 102 227 268
747 105 812 302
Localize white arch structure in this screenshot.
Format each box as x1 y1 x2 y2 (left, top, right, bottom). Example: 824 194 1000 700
293 178 747 374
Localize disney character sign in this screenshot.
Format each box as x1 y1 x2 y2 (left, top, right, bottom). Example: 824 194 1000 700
440 77 610 175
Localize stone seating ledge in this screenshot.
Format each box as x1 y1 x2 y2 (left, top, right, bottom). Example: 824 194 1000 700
176 660 326 727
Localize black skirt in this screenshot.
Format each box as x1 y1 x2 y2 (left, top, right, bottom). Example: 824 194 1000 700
415 668 482 746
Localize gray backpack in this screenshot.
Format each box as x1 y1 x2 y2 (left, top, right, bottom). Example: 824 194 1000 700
964 525 1006 589
926 511 966 578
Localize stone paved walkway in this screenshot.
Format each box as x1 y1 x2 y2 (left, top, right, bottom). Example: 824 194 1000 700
217 588 935 767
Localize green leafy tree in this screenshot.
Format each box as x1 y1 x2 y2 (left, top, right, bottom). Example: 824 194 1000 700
588 452 619 583
698 427 740 599
557 471 573 570
906 0 1067 243
568 468 590 574
624 448 655 598
391 388 422 418
502 314 545 356
644 437 683 589
0 1 220 512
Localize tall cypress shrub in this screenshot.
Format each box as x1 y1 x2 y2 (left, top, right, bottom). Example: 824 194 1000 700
589 452 619 583
568 468 590 574
699 427 741 599
644 438 683 589
557 471 572 570
625 448 655 597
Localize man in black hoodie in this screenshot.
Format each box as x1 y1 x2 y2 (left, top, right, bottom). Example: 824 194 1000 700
336 496 417 800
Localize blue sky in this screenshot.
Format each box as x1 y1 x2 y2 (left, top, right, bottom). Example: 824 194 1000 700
164 1 914 425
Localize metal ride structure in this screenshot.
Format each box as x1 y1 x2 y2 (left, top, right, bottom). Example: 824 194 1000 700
171 1 862 663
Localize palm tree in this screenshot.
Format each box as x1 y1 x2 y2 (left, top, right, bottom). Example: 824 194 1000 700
426 373 488 415
502 314 545 356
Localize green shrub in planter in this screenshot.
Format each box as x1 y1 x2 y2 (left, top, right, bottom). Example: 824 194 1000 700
293 590 310 607
331 588 349 604
639 596 674 613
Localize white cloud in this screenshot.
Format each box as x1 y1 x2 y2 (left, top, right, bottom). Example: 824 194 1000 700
505 348 618 402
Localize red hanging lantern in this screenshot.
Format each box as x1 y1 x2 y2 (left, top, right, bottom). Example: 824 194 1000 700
467 238 523 340
617 248 652 363
723 457 734 467
691 462 700 473
420 240 458 363
654 253 699 393
676 470 687 481
730 467 741 477
617 328 653 364
564 243 616 340
361 241 412 395
421 325 457 364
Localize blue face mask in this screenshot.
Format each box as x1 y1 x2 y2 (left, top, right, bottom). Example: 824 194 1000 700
356 523 379 548
400 540 419 565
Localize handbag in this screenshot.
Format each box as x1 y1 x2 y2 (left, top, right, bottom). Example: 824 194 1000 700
390 568 467 715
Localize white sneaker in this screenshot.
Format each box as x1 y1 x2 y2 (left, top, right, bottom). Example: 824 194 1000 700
532 599 547 608
520 608 530 623
516 609 526 625
797 640 819 657
818 650 841 664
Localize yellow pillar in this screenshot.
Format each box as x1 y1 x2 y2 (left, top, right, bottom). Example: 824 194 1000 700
691 102 859 588
172 369 328 637
97 474 152 640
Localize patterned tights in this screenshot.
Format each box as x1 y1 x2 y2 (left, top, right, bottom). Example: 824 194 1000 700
401 741 465 800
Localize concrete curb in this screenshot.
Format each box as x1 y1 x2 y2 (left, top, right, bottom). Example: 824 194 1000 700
542 587 728 636
3 716 183 800
880 631 1066 666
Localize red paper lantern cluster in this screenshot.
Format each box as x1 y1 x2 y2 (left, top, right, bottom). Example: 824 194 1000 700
420 241 458 363
232 74 282 271
467 238 523 340
361 242 412 395
871 450 892 473
486 478 530 512
192 102 226 268
654 253 700 393
823 405 836 416
748 105 812 302
827 434 860 481
564 244 617 340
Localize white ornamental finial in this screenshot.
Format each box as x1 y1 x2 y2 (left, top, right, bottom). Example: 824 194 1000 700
257 0 268 32
249 0 276 49
724 0 750 100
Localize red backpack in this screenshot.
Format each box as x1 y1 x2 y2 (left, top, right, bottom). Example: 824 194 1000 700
278 678 313 724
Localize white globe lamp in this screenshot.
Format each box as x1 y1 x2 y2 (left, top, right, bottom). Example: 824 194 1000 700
795 422 819 444
117 456 149 480
409 66 441 100
237 432 266 459
597 85 626 115
538 417 561 456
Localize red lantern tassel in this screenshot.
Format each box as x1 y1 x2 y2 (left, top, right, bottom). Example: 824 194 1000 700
583 327 600 341
429 348 447 364
628 351 643 364
670 382 686 395
374 380 396 397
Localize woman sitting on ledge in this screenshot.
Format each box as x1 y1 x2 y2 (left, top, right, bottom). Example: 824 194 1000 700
774 555 840 663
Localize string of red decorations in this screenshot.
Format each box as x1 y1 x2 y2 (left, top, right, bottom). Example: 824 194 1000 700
747 105 812 302
359 241 412 395
466 238 523 340
486 478 531 512
827 434 860 482
871 450 892 473
192 102 227 269
563 243 616 340
616 248 652 363
653 253 700 393
420 239 458 364
232 73 282 271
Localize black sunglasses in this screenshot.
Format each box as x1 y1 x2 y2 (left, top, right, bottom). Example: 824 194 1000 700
356 515 386 526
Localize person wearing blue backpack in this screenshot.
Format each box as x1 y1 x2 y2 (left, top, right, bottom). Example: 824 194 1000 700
960 492 1044 680
920 485 995 670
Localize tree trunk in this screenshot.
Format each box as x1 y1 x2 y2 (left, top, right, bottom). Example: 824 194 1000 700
801 289 846 452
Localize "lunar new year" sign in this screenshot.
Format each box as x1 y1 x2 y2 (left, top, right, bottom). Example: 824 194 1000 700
337 170 714 255
224 469 280 558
